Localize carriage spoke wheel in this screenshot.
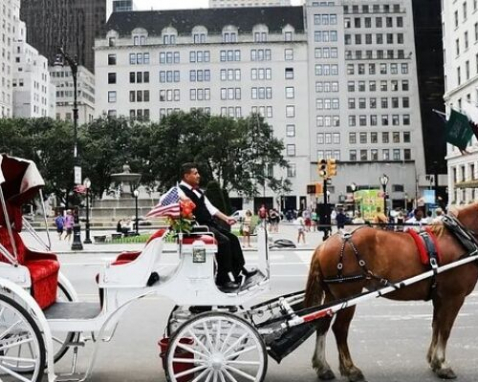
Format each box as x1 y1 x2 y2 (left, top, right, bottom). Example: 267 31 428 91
166 312 267 382
0 294 45 382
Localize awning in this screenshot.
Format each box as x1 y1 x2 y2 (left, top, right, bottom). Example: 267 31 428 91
455 180 478 189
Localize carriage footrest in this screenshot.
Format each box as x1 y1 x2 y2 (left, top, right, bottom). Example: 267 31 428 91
267 321 316 363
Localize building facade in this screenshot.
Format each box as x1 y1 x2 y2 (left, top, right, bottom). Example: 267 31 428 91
12 21 54 118
95 1 434 211
20 0 107 73
442 0 478 206
210 0 291 7
0 0 20 118
49 65 95 125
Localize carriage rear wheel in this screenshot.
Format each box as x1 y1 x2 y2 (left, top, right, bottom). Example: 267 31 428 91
165 312 267 382
0 293 46 382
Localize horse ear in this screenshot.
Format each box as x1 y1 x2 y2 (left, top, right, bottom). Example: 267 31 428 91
448 206 459 218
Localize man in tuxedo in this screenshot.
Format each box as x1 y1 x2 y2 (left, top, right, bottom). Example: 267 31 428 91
178 163 256 292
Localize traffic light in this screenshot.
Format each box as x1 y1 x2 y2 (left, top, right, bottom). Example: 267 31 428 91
327 159 337 177
318 159 327 178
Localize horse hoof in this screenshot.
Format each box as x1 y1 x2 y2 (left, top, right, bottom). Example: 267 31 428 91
318 369 336 380
436 368 457 379
348 370 366 382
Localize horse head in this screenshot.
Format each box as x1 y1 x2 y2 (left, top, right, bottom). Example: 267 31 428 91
454 202 478 237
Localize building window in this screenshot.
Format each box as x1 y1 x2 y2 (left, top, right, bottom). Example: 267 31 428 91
287 164 296 178
285 87 295 99
286 144 296 156
108 54 116 65
108 91 116 103
284 49 294 61
286 105 295 117
108 73 116 84
285 67 294 79
286 124 295 137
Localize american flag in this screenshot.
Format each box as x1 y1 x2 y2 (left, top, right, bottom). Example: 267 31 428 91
74 184 87 194
146 186 180 218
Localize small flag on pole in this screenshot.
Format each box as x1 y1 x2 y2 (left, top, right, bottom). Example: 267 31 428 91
146 186 180 218
434 109 473 151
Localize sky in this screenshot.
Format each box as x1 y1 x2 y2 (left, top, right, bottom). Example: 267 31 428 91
135 0 303 10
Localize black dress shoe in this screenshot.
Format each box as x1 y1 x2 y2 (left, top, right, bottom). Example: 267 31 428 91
217 281 240 293
241 268 258 278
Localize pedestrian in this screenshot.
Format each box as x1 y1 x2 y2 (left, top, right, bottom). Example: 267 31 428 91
404 208 425 232
296 211 306 244
171 163 256 292
269 208 280 233
258 204 267 226
63 210 74 241
373 207 388 229
311 210 318 231
336 208 348 230
432 207 444 224
242 210 253 248
54 211 64 240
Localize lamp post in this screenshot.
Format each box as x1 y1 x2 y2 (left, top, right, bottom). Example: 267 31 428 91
55 47 83 250
133 189 139 235
350 182 357 216
83 178 92 244
379 174 389 217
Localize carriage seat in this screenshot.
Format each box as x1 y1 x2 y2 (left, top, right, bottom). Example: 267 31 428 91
0 227 59 309
182 235 217 245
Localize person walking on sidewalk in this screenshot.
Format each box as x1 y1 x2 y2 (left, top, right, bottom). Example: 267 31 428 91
64 210 74 242
296 211 306 244
54 212 65 240
242 210 253 248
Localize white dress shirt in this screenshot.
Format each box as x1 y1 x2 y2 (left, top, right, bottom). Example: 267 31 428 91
160 181 219 216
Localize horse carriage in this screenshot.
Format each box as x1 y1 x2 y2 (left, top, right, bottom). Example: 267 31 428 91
1 153 478 382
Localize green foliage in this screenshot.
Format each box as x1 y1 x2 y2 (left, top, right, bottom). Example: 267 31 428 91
0 111 289 203
205 180 227 213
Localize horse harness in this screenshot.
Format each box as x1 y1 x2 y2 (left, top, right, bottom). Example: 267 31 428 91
323 214 478 299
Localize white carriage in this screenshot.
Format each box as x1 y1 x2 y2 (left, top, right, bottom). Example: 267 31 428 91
0 154 276 382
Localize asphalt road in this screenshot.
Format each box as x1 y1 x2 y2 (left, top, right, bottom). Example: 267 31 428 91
48 249 478 382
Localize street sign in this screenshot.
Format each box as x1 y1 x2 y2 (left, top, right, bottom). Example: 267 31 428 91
74 166 82 185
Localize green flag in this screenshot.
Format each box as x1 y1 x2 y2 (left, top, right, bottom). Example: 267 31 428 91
445 110 473 150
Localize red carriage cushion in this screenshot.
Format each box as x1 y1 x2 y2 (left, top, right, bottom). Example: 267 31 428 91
182 235 217 245
0 227 59 309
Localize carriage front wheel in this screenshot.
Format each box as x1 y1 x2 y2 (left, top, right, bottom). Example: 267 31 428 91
0 293 46 382
165 312 267 382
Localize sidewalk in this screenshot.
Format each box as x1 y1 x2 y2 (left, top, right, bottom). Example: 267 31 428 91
22 223 327 255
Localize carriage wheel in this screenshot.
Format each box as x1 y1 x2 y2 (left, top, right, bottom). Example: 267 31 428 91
165 312 267 382
0 294 46 381
3 282 77 374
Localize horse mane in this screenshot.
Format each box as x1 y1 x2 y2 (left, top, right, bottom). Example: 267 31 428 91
428 223 445 238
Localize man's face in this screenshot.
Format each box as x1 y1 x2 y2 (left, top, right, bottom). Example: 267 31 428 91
184 168 200 187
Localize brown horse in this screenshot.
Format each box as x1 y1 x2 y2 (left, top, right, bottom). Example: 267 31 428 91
305 204 478 381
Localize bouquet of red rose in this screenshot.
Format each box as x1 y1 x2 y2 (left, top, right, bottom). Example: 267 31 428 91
168 199 196 233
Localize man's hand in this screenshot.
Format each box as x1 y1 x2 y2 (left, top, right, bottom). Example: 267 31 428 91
226 217 237 225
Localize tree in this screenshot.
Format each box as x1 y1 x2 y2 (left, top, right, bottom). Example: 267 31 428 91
80 116 148 198
149 111 289 196
205 180 227 213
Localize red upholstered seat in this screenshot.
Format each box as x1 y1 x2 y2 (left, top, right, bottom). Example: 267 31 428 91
112 251 141 266
0 227 59 309
182 235 217 245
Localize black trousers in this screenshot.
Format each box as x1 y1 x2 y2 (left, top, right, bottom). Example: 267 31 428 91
206 224 245 283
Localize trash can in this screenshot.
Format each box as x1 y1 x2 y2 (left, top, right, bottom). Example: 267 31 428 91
159 337 195 382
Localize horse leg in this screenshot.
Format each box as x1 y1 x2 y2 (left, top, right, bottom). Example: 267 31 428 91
332 306 365 382
427 298 440 366
312 292 336 380
428 296 465 379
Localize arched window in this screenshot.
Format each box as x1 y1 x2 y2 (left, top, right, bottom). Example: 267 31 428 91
282 25 295 42
252 24 269 43
162 27 178 45
192 26 208 43
132 28 148 46
222 25 238 43
106 30 119 47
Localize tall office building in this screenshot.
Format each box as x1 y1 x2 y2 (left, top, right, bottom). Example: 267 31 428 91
20 0 107 73
95 1 437 210
442 0 478 206
0 0 20 118
12 21 54 118
210 0 291 7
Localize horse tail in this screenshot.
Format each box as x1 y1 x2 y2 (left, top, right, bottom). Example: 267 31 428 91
305 244 325 308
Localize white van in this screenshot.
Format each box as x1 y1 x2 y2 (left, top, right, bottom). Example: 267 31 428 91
231 209 248 221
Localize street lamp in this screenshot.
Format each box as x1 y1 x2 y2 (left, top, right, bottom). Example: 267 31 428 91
55 47 83 250
83 178 92 244
133 189 139 235
379 174 389 217
350 182 357 216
